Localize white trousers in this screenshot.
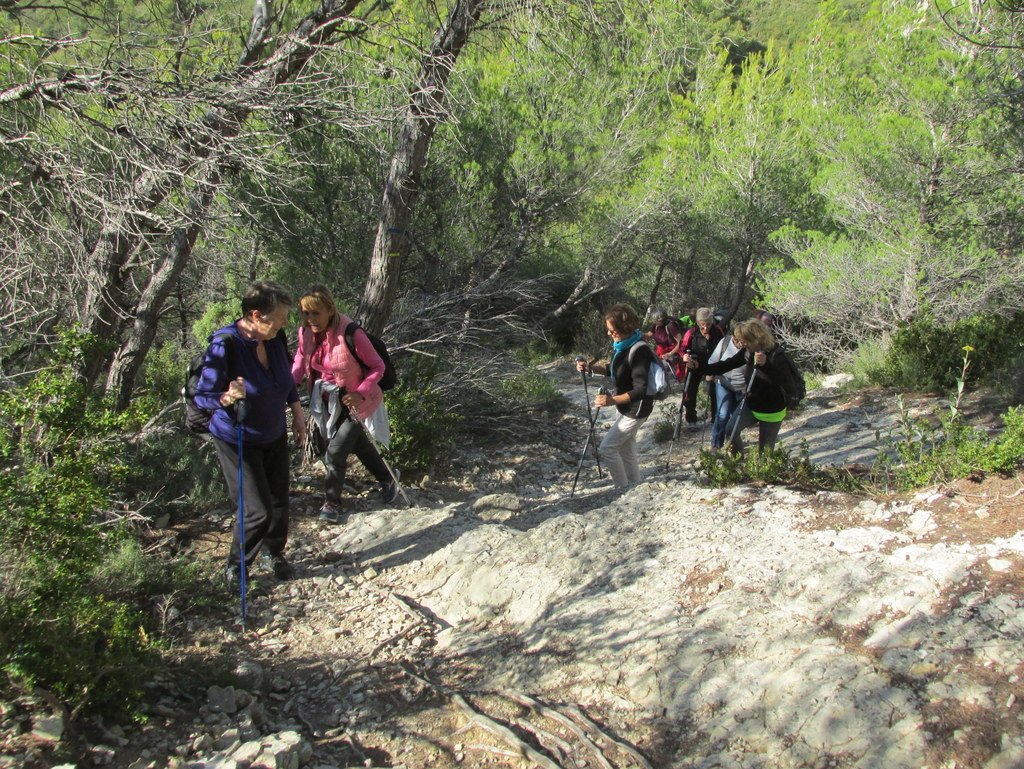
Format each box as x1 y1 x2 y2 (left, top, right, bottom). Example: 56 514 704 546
599 413 647 488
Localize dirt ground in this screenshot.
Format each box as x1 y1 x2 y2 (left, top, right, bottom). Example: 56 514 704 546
3 383 1023 769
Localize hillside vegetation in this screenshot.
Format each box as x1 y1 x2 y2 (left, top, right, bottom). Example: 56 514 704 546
1 0 1023 739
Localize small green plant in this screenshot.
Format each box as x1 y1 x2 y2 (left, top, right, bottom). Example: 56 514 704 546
383 354 461 471
868 348 1024 490
650 418 677 443
698 442 819 487
499 369 567 411
845 333 891 388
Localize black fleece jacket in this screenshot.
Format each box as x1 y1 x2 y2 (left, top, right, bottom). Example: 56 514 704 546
702 347 787 415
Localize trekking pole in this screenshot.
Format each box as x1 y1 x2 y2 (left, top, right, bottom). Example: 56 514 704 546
699 378 711 448
570 386 607 498
235 397 249 622
350 407 411 508
727 364 759 450
575 356 603 478
664 368 692 470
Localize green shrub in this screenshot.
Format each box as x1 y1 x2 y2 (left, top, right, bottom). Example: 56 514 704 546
698 442 820 487
499 369 567 411
0 330 161 713
872 400 1024 491
875 313 1024 393
845 333 891 388
384 354 460 471
650 418 677 443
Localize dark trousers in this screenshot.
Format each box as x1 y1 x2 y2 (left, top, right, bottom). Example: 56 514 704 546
324 415 390 505
684 368 709 422
724 404 783 456
213 433 290 568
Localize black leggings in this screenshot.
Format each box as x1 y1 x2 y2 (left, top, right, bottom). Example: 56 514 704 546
724 403 783 455
213 433 290 567
324 416 390 506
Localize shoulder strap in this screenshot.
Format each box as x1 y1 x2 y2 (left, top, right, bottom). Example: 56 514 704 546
627 340 650 364
211 330 236 364
343 321 367 371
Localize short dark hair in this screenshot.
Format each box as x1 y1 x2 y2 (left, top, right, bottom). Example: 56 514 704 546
241 281 292 316
604 303 641 335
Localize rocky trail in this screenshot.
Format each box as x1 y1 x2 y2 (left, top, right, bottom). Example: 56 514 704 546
6 365 1024 769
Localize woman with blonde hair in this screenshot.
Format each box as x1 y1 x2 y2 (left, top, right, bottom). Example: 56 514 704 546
702 318 791 456
291 285 399 524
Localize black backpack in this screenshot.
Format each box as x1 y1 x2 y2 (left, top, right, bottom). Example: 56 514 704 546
182 331 235 434
768 347 806 410
343 321 398 391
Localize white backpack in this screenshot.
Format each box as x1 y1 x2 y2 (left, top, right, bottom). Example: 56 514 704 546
629 341 672 401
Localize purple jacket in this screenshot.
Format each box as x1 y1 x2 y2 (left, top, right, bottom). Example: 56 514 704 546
193 322 300 446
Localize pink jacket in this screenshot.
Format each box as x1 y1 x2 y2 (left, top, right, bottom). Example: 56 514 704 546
291 314 384 421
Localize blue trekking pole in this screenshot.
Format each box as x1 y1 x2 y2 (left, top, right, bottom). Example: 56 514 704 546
235 397 249 621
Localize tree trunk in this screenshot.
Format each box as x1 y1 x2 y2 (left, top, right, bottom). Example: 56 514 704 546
646 259 667 321
75 0 370 395
105 165 221 410
357 0 486 336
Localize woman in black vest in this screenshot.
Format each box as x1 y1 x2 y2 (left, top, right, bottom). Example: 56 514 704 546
576 304 656 488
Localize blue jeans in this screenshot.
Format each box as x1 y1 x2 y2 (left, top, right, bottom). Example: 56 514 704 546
711 383 742 449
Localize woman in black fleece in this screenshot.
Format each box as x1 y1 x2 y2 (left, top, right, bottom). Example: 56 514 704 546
575 303 656 488
702 318 790 456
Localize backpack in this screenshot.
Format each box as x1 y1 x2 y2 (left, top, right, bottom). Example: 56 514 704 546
182 331 235 435
768 347 806 410
343 321 398 391
629 342 672 401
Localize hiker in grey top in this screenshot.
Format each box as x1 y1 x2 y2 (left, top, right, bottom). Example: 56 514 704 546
707 328 745 451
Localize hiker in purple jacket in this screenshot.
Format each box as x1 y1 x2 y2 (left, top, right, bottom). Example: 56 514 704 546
194 281 306 586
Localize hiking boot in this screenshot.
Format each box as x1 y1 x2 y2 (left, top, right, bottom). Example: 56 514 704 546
381 469 401 505
259 552 295 580
318 501 342 524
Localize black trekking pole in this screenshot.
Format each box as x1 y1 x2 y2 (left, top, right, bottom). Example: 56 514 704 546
699 378 712 448
570 386 606 498
664 367 692 470
727 365 758 451
235 397 249 622
575 356 603 479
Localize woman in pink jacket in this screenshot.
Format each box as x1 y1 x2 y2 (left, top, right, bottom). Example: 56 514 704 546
292 285 398 524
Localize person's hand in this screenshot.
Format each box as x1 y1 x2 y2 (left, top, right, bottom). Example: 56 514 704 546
576 358 588 373
595 393 612 408
754 351 766 366
342 392 364 410
686 357 697 369
221 377 246 406
293 416 307 447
